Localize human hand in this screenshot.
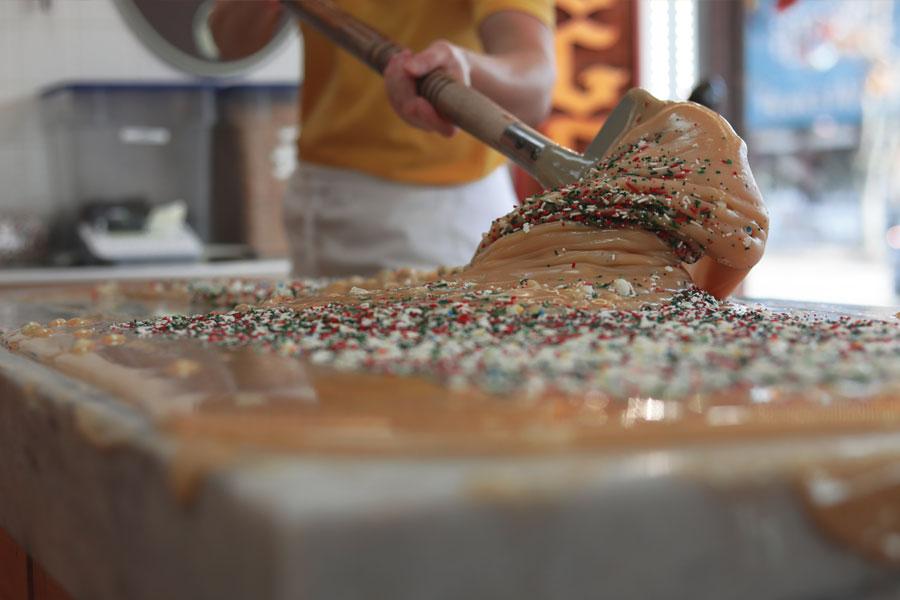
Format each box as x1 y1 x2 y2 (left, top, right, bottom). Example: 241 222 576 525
384 41 472 137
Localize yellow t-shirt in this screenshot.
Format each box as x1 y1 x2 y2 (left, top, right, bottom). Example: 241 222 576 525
298 0 555 185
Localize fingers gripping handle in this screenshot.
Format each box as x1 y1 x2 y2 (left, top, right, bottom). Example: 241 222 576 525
282 0 557 178
417 71 550 169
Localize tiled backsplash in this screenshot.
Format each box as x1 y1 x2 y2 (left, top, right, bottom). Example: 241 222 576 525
0 0 300 218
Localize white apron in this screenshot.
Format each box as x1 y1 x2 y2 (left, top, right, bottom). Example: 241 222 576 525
283 162 518 277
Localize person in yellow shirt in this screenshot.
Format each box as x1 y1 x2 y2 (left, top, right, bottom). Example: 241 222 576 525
211 1 555 276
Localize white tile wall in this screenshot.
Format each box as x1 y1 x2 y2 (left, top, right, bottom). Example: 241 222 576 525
0 0 301 216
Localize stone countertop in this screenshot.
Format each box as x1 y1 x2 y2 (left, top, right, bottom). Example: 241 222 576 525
1 287 899 600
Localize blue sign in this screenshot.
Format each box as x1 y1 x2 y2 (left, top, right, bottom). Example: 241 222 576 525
745 0 900 130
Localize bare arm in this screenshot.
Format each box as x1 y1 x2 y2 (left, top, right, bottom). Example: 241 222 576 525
384 11 555 136
208 0 283 61
470 12 556 125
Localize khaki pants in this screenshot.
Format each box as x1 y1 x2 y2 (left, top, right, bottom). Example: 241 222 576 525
283 162 518 277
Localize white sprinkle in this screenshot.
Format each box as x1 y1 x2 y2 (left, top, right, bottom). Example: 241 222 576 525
612 278 635 297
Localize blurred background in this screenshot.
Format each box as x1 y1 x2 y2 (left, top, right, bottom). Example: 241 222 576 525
0 0 898 306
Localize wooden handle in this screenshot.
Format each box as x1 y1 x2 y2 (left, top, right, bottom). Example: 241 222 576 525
281 0 567 180
416 71 520 151
282 0 401 72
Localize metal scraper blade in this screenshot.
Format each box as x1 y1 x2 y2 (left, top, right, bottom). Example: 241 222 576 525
583 88 660 164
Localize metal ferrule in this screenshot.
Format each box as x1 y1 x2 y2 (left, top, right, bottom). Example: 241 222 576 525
499 123 548 164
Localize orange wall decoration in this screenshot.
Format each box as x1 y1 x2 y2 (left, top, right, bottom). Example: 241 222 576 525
514 0 638 198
